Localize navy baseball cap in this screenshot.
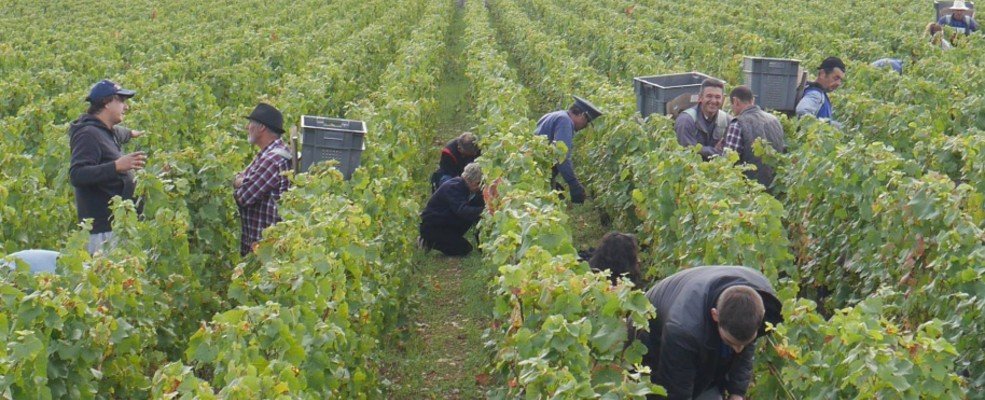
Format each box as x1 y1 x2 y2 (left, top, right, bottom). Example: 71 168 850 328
572 96 603 122
85 79 136 102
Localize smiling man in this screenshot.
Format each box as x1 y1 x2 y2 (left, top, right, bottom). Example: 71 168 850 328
69 79 146 254
640 266 783 400
675 79 729 160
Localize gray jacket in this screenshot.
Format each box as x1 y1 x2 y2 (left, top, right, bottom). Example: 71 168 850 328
641 266 783 399
734 106 786 187
675 106 728 160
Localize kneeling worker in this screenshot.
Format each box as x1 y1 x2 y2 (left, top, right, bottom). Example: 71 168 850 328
641 266 783 400
419 163 485 256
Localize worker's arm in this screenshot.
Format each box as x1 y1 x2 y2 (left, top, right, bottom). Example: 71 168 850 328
554 126 587 203
440 183 484 221
724 340 756 397
675 114 720 159
722 120 743 153
113 125 133 145
795 90 824 118
234 154 286 207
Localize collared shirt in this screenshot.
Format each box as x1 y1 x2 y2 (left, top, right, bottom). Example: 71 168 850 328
723 118 743 153
235 139 291 255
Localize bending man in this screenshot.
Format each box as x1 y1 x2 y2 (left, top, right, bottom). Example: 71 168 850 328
641 266 783 400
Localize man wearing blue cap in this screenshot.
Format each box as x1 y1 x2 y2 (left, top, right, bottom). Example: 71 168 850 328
69 79 147 254
233 103 292 256
534 96 603 204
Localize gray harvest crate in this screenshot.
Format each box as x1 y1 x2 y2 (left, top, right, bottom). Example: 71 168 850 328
633 72 722 118
299 115 366 179
935 1 975 20
742 56 802 112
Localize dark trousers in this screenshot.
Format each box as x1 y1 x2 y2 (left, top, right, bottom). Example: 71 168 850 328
420 223 474 256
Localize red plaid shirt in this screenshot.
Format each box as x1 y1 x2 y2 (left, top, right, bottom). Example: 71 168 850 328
235 139 291 255
723 118 743 153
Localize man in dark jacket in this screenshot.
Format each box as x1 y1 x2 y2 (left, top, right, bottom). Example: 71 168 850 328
721 86 786 188
534 96 602 204
641 266 783 400
431 131 480 192
419 163 485 256
69 80 147 254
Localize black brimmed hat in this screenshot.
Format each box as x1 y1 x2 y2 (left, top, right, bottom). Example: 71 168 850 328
244 103 285 134
572 96 603 122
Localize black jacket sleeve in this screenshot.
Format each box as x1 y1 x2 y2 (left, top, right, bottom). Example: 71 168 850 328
440 185 484 222
69 128 119 187
725 340 755 396
654 324 700 400
113 125 132 146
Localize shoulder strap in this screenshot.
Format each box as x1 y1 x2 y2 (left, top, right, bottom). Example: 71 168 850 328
716 110 729 126
441 147 459 165
269 147 292 161
682 107 697 121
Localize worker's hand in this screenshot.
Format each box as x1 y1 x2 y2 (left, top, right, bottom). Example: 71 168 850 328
130 130 145 138
115 151 147 173
569 182 586 204
233 174 244 189
727 395 744 400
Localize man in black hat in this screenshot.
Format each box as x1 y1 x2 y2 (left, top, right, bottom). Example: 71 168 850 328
796 57 845 129
640 266 782 400
233 103 292 256
534 95 602 204
69 79 147 254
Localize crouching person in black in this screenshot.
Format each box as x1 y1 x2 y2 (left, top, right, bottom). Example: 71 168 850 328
641 266 783 400
419 163 485 256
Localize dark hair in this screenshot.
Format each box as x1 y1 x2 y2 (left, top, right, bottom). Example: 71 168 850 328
568 103 587 116
716 285 765 343
729 85 754 103
86 96 115 115
699 78 725 95
818 56 846 74
588 232 643 286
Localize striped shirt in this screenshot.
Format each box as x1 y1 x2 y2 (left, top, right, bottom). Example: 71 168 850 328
723 118 743 152
235 139 291 255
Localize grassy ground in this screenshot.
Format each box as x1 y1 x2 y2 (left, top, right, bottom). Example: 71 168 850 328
378 3 615 397
379 4 497 398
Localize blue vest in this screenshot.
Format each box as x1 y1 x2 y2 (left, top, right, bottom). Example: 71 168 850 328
940 15 978 34
804 85 833 119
